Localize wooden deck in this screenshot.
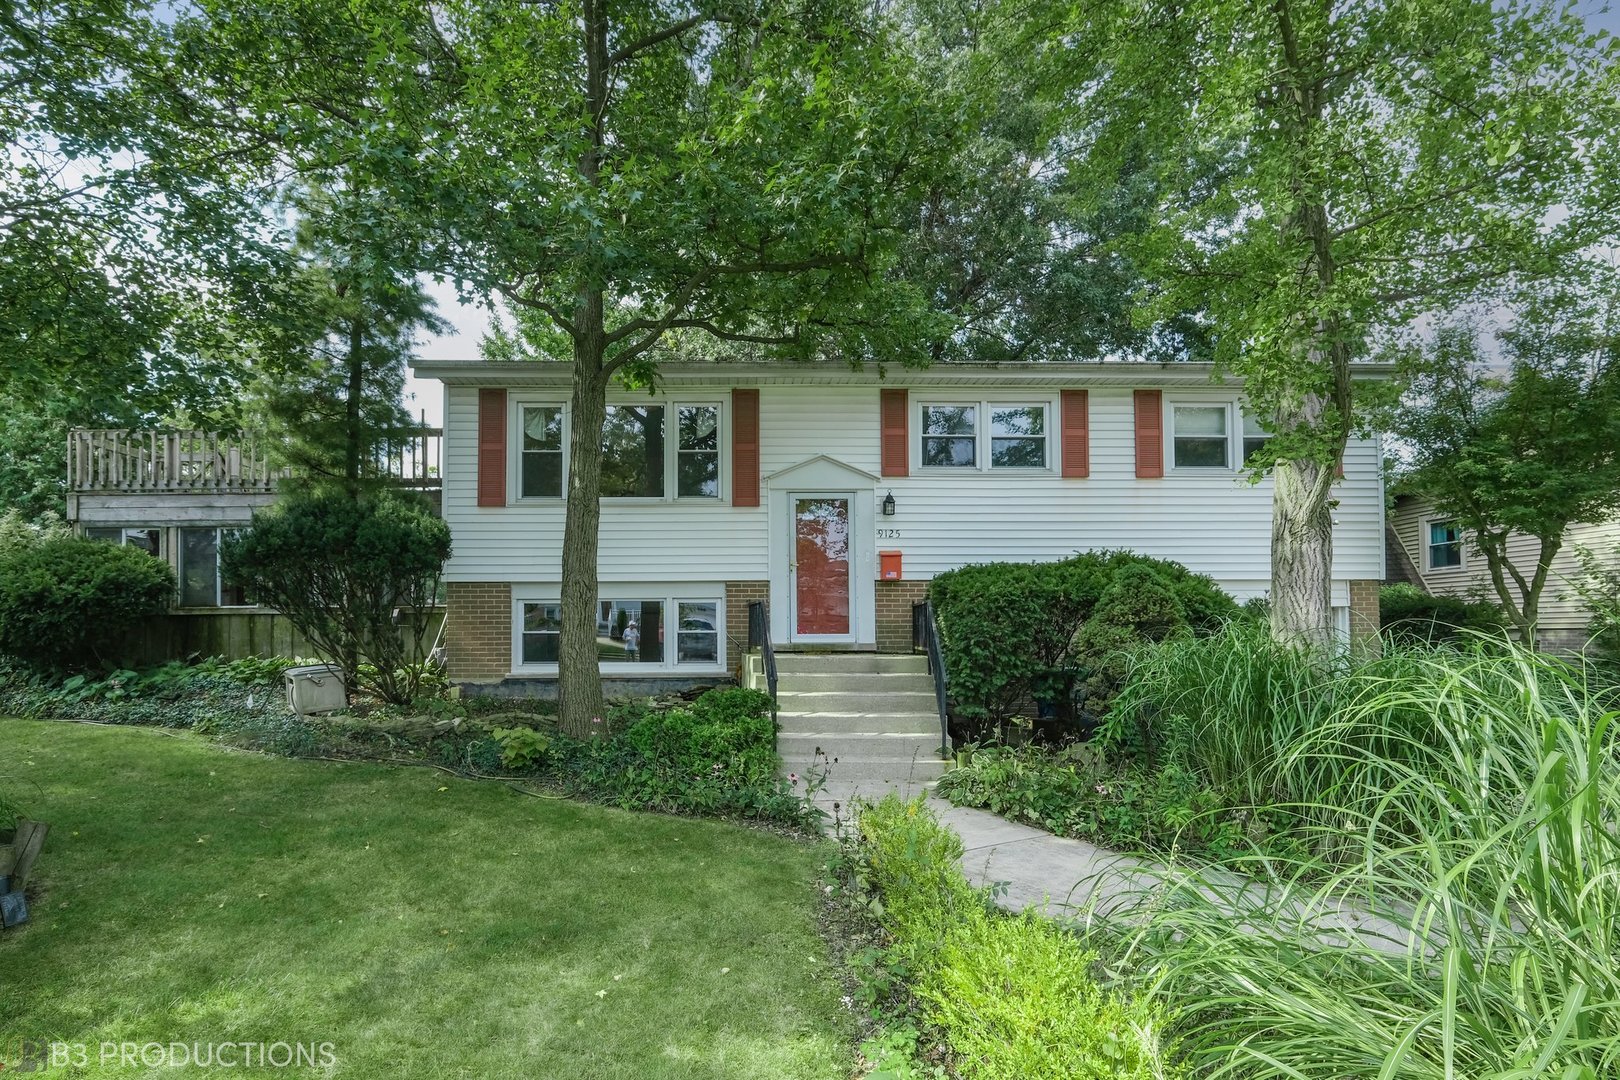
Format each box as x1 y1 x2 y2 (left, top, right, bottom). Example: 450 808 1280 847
68 428 443 494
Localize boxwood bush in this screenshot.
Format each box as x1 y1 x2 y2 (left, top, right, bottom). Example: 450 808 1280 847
928 550 1239 736
0 536 175 672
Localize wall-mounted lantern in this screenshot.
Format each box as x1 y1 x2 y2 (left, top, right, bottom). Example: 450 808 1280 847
881 491 896 517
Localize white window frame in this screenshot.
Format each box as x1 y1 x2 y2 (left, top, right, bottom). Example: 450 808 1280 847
1423 517 1467 572
513 400 568 502
178 526 254 609
516 397 726 503
914 398 1056 473
511 587 726 674
1166 399 1237 473
1240 411 1274 466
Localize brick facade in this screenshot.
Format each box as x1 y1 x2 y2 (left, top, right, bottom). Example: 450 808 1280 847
445 581 511 682
724 580 770 675
875 579 928 653
1349 577 1382 653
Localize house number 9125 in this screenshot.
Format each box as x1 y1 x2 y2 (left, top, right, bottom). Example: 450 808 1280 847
877 528 901 539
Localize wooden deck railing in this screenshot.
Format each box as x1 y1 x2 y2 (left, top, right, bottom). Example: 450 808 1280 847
68 428 443 493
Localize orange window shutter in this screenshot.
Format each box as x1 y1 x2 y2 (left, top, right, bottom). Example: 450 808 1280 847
732 388 760 507
880 388 908 477
477 388 507 507
1134 389 1163 478
1060 390 1090 478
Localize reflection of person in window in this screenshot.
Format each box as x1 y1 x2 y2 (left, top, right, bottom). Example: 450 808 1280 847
623 620 640 661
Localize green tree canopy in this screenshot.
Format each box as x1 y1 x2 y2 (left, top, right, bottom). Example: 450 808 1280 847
1391 284 1620 644
1047 0 1620 645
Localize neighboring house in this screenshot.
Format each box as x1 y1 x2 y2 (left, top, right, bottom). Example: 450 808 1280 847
412 360 1390 693
1388 493 1620 652
64 427 442 662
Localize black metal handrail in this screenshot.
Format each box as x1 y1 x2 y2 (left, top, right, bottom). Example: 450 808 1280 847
746 600 778 714
913 599 950 759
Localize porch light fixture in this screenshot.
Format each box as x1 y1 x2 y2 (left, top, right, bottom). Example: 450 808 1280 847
881 491 896 516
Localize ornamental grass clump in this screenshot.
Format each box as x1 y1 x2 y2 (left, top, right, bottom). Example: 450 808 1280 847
1110 643 1620 1079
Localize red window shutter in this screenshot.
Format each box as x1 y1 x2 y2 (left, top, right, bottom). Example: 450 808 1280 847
477 388 507 507
732 388 760 507
1134 389 1163 478
1060 390 1090 478
880 388 908 477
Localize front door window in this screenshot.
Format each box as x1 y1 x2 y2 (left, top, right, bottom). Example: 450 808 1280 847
794 497 851 636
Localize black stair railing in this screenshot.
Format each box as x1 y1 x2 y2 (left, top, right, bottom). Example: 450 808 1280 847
912 599 950 759
746 600 778 723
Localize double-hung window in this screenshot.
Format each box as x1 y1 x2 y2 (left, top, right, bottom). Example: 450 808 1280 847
1171 404 1231 469
1242 414 1273 465
520 406 564 498
920 402 1049 470
1427 521 1464 569
989 406 1047 468
676 406 720 497
520 602 562 663
921 405 977 468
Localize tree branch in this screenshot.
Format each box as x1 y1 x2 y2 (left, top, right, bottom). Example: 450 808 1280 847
609 14 725 67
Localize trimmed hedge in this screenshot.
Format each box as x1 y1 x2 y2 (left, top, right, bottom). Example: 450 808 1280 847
0 537 175 671
855 796 1179 1079
1379 583 1505 645
928 551 1239 731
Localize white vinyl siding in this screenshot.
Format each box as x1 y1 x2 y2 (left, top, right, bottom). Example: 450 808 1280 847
443 382 1385 601
1391 500 1620 634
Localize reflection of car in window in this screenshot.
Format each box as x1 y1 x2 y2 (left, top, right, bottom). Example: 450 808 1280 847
680 617 715 632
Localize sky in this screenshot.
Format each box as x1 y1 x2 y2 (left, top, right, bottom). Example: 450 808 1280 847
401 1 1620 429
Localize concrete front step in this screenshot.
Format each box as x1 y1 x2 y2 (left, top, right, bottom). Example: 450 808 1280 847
779 730 944 758
774 652 930 676
778 712 939 734
773 672 934 694
783 756 949 783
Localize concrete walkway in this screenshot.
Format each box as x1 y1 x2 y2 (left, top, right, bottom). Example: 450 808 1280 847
931 797 1417 954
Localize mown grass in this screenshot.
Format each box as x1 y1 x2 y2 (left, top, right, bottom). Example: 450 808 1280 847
0 718 851 1079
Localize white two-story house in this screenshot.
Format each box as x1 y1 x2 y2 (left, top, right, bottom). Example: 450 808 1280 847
413 360 1388 692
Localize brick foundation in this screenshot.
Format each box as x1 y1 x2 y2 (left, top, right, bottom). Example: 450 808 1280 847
1349 578 1382 654
876 579 928 653
724 580 770 674
445 581 512 682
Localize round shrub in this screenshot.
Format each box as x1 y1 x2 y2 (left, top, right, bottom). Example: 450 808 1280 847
1379 583 1505 645
0 537 174 671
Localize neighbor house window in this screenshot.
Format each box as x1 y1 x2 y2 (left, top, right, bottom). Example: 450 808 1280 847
921 405 977 467
516 593 723 669
1172 404 1230 468
521 603 561 663
520 405 563 498
179 527 250 607
677 406 719 497
676 601 719 664
86 527 159 557
989 405 1047 468
1242 414 1273 465
1428 521 1464 569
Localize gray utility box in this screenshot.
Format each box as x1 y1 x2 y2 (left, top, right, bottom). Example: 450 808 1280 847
285 664 348 715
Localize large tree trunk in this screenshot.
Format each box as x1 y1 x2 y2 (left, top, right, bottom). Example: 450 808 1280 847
1270 454 1335 650
558 301 609 737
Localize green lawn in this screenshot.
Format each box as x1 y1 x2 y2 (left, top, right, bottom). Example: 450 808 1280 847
0 719 852 1078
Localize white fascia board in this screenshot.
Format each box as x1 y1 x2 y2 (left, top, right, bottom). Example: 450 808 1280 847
412 359 1397 389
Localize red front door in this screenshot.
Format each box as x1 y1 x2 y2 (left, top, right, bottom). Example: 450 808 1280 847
794 496 851 636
